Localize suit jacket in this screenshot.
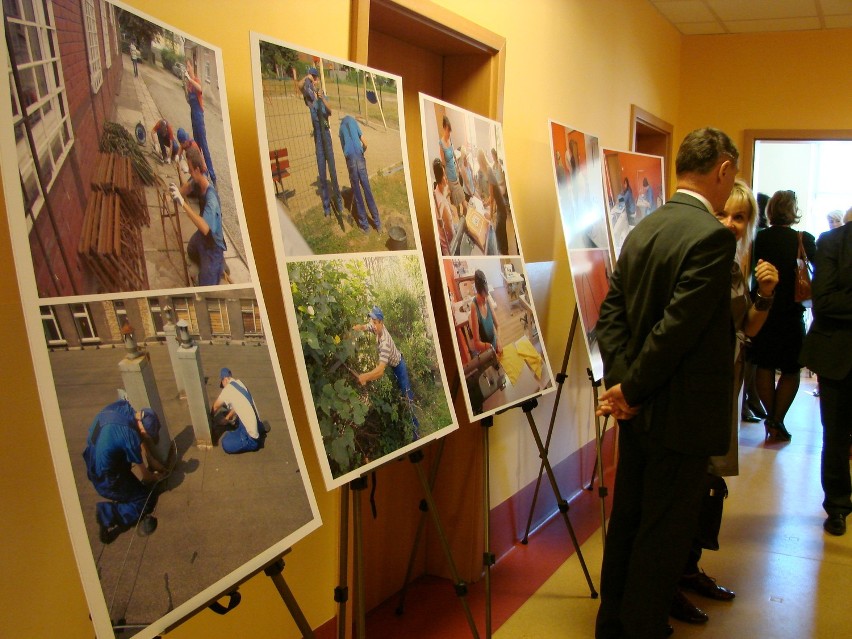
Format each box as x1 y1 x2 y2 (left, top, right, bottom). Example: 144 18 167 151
800 223 852 380
596 191 736 456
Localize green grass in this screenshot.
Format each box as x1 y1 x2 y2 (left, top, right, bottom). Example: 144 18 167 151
291 171 415 254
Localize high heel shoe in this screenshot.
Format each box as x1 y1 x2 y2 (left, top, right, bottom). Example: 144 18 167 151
763 418 777 441
774 421 792 442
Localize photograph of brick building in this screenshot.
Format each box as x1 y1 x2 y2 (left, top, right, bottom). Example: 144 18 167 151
3 0 248 297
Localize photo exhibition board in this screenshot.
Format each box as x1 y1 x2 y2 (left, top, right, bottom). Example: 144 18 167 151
0 2 321 638
419 95 555 421
548 120 614 382
250 34 457 490
601 148 666 258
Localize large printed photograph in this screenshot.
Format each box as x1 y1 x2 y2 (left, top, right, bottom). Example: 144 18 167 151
288 255 454 482
47 289 316 637
548 121 614 381
419 95 553 420
420 96 518 257
4 0 250 296
602 148 665 258
254 38 415 256
251 35 457 489
0 4 320 638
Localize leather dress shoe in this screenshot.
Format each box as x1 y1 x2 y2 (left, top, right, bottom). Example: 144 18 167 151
824 513 847 536
670 589 708 624
680 570 736 600
741 407 762 423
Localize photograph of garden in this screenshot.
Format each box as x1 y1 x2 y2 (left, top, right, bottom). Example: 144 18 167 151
288 254 455 484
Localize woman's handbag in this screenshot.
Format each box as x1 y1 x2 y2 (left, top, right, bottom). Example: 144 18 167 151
794 231 813 303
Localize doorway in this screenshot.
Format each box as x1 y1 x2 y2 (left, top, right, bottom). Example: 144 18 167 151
349 0 506 610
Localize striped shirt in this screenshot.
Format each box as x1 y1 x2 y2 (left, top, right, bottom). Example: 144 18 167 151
367 324 401 367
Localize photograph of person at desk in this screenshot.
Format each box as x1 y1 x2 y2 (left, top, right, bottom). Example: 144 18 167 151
422 98 520 257
444 259 553 417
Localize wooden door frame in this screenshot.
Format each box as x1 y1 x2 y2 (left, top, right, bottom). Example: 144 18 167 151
350 0 505 119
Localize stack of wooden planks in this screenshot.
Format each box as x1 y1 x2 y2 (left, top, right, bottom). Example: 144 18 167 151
78 153 149 291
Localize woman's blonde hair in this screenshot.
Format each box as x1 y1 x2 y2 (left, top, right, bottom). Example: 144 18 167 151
726 178 758 276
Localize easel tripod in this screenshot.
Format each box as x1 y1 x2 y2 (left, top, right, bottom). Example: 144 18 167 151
335 446 480 639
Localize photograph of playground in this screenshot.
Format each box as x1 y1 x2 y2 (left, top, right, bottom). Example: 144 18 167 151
602 148 665 257
255 38 416 256
287 254 455 487
420 95 519 257
1 1 250 297
442 257 552 419
46 288 317 637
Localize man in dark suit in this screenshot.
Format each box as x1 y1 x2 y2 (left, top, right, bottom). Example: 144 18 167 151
800 221 852 536
594 127 739 639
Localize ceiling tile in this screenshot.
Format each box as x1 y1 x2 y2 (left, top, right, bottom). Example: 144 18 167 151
725 17 823 32
677 20 727 34
820 0 852 16
652 1 716 23
707 0 818 21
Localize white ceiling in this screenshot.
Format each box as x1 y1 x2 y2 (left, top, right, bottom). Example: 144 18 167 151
649 0 852 35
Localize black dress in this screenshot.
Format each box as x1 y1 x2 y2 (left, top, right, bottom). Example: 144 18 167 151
750 225 816 372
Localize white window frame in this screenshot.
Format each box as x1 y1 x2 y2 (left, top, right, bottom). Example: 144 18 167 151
241 299 264 336
71 303 100 343
82 0 102 93
40 305 66 346
207 298 230 336
7 0 75 223
148 297 166 336
99 0 111 68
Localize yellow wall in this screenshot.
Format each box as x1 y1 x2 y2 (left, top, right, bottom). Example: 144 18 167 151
2 1 851 637
678 28 852 159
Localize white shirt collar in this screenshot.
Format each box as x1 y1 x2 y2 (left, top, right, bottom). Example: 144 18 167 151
676 189 715 216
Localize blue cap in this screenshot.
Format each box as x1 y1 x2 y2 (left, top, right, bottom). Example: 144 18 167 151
177 127 189 143
219 367 232 387
368 306 384 321
139 409 161 440
308 67 319 77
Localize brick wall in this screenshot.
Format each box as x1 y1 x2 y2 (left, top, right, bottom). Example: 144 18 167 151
30 0 123 297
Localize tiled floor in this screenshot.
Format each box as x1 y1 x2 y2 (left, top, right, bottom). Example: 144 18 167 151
367 376 852 638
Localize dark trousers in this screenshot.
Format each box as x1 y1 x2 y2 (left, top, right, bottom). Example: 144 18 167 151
819 371 852 517
596 424 708 639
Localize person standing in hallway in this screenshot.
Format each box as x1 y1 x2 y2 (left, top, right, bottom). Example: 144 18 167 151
594 127 740 639
800 220 852 536
750 190 816 441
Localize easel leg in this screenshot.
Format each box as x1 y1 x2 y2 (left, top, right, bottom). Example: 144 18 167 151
336 485 350 639
482 416 495 639
409 449 481 638
522 306 579 543
352 477 368 639
588 370 610 547
395 438 446 615
264 558 315 638
522 400 598 598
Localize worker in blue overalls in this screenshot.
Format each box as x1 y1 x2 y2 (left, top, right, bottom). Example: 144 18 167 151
298 67 343 218
82 399 166 544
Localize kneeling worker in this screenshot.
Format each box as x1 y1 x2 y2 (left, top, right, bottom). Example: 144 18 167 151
212 368 265 454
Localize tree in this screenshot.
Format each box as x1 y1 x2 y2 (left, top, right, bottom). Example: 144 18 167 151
116 9 162 52
260 42 299 79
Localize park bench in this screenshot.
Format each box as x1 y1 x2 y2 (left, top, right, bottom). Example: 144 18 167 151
269 147 290 198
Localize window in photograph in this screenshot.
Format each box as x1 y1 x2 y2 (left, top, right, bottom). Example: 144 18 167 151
82 0 102 93
7 0 74 219
172 296 199 334
99 0 111 68
148 297 165 335
241 299 263 336
40 305 65 346
207 298 230 336
71 303 99 343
